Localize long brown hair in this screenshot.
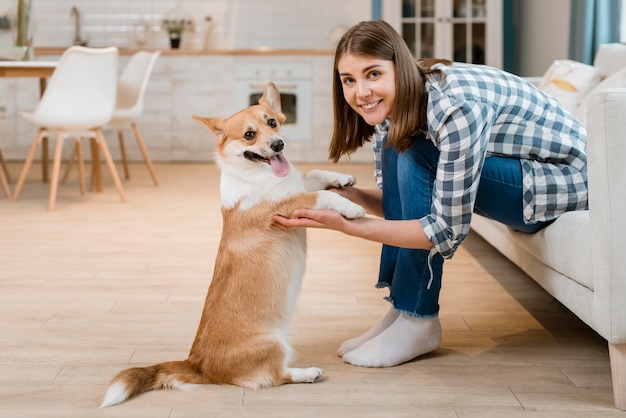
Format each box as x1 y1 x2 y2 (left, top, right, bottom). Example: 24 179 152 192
329 20 451 161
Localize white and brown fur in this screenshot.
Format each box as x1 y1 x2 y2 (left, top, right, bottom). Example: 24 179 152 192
100 82 365 407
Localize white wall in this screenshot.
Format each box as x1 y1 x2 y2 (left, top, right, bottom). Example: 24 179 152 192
0 0 370 50
514 0 570 77
0 0 574 76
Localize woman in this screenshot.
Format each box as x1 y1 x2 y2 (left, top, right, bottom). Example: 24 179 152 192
273 20 587 368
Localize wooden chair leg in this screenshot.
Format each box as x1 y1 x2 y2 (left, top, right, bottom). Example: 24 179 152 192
77 139 86 195
48 130 65 211
95 129 125 203
0 160 10 199
13 128 47 201
0 149 12 184
610 342 626 410
90 137 102 192
41 136 49 183
131 123 159 186
61 141 79 184
0 149 11 198
117 129 130 180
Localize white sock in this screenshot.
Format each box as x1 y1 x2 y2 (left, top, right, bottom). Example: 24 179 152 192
337 307 399 357
342 314 441 368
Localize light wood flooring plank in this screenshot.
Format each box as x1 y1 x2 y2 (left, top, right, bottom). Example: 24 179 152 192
0 162 617 416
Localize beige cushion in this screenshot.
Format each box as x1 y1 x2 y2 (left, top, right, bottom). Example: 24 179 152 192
539 59 601 115
592 43 626 79
576 67 626 126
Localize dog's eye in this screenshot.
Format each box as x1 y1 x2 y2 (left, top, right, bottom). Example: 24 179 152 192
267 119 277 128
244 131 256 141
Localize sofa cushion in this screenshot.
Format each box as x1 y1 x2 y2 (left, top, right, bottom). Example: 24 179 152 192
539 59 601 115
507 210 593 291
592 43 626 79
575 67 626 126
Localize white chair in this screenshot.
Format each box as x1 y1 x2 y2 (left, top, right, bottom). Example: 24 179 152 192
109 50 161 185
63 50 161 186
12 46 125 210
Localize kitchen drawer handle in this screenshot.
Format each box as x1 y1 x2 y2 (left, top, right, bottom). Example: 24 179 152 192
249 83 298 90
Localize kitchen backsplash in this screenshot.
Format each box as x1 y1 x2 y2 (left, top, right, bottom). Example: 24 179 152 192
0 0 371 50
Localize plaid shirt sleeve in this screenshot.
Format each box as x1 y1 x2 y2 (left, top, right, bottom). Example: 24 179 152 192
420 63 587 258
419 96 494 258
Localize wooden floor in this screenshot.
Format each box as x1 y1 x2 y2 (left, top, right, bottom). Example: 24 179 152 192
0 162 621 417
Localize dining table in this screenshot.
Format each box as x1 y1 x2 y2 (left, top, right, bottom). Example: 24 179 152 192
0 60 57 90
0 60 57 184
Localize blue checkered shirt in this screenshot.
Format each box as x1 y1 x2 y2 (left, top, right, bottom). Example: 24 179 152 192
372 63 588 258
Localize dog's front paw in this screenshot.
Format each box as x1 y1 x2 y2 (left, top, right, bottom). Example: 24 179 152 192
341 201 366 219
333 173 357 189
305 170 357 191
315 190 365 219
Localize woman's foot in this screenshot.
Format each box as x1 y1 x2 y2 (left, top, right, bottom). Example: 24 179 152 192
342 314 441 367
337 307 399 356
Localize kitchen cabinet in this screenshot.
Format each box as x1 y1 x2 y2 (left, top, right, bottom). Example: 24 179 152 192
382 0 503 68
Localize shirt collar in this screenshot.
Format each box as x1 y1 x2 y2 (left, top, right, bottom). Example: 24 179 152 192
375 118 389 134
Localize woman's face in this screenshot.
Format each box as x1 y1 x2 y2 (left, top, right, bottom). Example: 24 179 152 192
337 53 396 126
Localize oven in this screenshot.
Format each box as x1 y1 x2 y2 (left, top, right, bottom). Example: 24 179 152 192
234 63 312 141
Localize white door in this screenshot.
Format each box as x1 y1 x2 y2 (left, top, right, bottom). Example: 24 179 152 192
382 0 502 68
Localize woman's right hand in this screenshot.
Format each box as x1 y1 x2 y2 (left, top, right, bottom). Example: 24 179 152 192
272 208 350 232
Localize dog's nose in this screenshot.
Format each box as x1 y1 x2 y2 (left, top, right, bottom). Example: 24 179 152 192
271 138 285 153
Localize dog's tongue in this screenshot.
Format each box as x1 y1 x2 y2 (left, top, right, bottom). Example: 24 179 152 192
269 153 290 177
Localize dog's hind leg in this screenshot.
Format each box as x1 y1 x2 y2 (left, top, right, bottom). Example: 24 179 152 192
286 367 324 383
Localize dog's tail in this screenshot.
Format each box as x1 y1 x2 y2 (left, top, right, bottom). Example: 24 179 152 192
100 360 208 407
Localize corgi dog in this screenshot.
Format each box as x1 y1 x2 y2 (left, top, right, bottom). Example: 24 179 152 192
101 82 365 407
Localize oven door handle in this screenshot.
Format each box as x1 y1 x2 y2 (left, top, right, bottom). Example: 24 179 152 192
249 83 298 90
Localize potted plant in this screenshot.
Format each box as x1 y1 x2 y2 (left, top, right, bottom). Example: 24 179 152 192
162 18 192 49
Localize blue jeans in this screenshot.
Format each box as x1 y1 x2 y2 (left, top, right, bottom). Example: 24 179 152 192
378 134 552 317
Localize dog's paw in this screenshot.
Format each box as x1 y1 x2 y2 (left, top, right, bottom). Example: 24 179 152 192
305 170 357 191
289 366 324 383
333 173 357 189
307 367 324 383
341 201 366 219
315 190 365 219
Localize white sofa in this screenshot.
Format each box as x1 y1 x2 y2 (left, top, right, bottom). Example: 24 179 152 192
470 43 626 410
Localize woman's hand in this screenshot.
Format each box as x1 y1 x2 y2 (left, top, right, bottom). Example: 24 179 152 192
272 208 348 231
271 187 431 250
274 208 433 250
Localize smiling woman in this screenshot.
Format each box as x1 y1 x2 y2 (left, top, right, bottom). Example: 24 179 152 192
274 19 589 372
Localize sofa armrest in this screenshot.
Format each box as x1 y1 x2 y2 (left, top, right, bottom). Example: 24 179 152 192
587 88 626 342
524 76 542 87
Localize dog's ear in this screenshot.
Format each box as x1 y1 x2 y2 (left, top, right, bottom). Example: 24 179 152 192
258 82 283 114
192 115 225 136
